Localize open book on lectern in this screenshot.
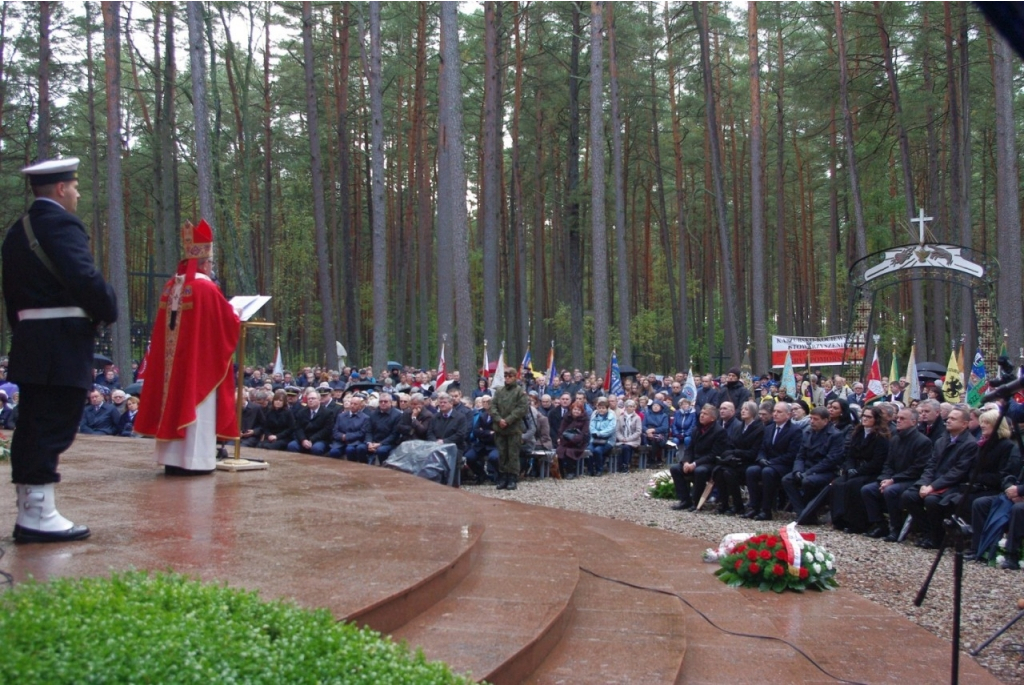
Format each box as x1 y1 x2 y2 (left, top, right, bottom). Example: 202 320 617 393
228 295 272 322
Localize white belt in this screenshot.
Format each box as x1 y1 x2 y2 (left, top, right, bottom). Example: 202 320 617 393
18 306 88 321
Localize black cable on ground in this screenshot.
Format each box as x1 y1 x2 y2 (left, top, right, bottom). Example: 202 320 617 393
579 565 868 685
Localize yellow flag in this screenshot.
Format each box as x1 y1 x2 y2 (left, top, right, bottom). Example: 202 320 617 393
944 347 963 403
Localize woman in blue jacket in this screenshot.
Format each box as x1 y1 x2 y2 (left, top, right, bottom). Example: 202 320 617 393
643 399 671 466
587 397 617 476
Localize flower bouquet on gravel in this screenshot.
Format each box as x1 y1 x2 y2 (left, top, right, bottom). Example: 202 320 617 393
710 522 838 593
645 470 675 499
0 431 9 462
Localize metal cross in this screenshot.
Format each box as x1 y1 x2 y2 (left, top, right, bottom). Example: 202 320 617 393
911 208 933 244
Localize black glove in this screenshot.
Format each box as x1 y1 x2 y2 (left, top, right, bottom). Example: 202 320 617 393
846 468 858 479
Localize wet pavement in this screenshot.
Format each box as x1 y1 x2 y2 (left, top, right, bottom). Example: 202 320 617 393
0 435 1001 684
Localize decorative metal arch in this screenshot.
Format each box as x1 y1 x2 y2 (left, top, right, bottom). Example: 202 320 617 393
844 242 1000 378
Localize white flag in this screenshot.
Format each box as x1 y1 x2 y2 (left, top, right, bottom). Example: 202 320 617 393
490 349 506 390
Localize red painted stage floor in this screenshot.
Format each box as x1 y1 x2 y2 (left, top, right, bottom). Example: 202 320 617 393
0 436 1001 684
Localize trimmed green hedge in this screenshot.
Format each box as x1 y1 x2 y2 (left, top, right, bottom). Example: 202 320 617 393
0 571 474 684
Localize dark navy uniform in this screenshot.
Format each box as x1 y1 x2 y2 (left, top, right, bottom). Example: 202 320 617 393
3 196 117 484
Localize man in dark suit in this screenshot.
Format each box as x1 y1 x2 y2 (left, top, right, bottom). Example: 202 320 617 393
428 392 469 455
329 394 370 462
862 407 933 540
781 407 845 515
695 375 721 410
917 399 947 445
670 404 728 511
745 402 803 521
366 393 403 464
79 388 120 435
287 388 334 456
3 158 117 543
901 407 978 548
240 389 270 447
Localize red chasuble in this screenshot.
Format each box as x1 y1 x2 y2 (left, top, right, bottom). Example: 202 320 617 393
135 265 240 441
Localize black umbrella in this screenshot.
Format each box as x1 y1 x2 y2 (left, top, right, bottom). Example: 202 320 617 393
917 370 942 380
124 381 143 397
387 361 403 371
618 365 639 378
94 353 113 368
916 362 948 375
343 381 382 398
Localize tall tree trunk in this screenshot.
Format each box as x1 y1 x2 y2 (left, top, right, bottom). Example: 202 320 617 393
262 3 272 296
414 3 430 368
663 2 688 370
748 1 767 373
923 7 946 358
958 5 973 364
874 2 927 353
438 2 475 383
945 1 969 361
102 2 131 378
566 3 584 370
606 3 631 366
993 31 1020 354
589 2 609 374
301 1 338 370
511 3 528 357
85 3 102 260
37 1 51 160
160 4 178 276
186 2 216 227
695 2 739 367
368 2 387 373
482 1 501 352
834 2 867 267
336 3 358 366
774 21 789 334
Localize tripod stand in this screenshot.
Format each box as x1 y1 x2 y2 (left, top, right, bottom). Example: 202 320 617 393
914 514 970 684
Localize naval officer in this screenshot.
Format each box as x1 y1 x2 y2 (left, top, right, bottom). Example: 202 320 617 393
2 157 118 542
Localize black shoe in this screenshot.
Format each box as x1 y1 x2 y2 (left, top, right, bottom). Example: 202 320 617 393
720 507 738 516
687 505 698 513
999 558 1021 570
670 501 689 511
13 523 91 543
742 509 758 519
164 465 214 476
754 512 772 521
916 538 939 550
496 475 508 490
865 525 889 539
884 533 900 543
565 473 576 480
505 476 518 491
962 551 977 562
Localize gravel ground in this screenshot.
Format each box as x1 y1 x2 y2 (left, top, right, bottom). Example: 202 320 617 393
467 470 1024 684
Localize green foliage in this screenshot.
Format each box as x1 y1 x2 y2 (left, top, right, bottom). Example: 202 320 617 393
0 571 473 684
645 470 676 500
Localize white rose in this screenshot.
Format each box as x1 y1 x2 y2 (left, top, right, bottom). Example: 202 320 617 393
804 552 814 564
997 555 1006 564
814 551 824 562
825 559 833 570
813 563 822 574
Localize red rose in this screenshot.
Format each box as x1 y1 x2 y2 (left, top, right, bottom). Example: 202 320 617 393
766 536 778 547
751 535 765 544
773 564 785 576
749 563 760 575
759 549 771 560
799 567 809 580
735 559 743 570
735 544 746 553
775 549 788 561
747 549 758 561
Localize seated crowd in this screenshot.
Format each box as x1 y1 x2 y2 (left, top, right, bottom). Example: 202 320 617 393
13 354 1021 563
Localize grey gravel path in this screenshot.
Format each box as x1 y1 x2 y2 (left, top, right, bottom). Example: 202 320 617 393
468 470 1024 684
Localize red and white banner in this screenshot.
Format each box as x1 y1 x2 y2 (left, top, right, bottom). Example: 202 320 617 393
771 335 864 369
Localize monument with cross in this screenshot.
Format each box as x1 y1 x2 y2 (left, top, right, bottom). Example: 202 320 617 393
845 207 1001 380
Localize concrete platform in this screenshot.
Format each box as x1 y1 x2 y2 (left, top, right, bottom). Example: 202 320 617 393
0 435 1001 684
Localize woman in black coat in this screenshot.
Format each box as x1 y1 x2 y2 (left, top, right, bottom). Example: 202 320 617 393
713 401 765 515
556 400 590 480
958 409 1021 514
831 404 889 533
259 390 296 451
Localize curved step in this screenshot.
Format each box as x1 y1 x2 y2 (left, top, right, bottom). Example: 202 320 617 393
390 506 580 684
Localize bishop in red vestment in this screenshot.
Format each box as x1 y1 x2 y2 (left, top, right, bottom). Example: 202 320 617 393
135 220 240 474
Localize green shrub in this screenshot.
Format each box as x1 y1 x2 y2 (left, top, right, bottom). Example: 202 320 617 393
0 570 474 684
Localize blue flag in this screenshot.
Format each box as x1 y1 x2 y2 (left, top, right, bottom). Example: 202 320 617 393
610 351 624 396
